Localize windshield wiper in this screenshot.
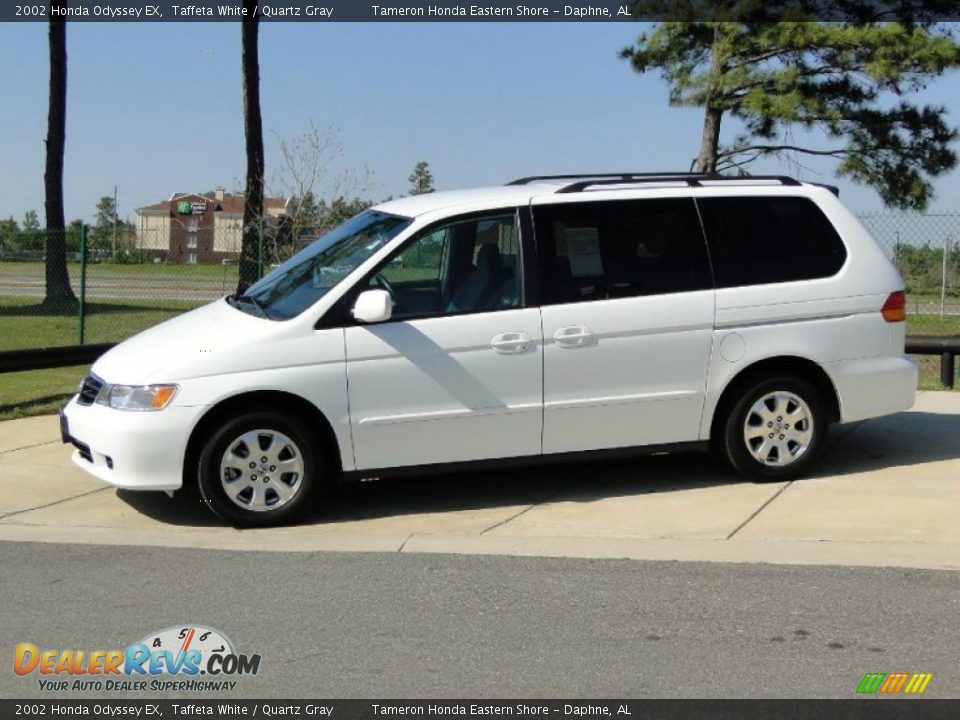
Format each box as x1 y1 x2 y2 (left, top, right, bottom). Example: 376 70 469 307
230 293 273 320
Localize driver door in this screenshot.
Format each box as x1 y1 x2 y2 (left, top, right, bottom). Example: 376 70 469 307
344 210 544 471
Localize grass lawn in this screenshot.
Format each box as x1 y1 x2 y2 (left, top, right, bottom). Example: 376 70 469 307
916 355 957 391
0 364 88 421
906 314 960 336
2 260 240 279
0 296 203 351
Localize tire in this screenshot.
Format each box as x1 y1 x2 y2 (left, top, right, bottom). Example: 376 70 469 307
719 375 826 482
196 410 321 527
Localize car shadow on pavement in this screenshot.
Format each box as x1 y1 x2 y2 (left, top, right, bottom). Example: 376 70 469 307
116 486 223 528
116 451 731 528
813 411 960 478
115 410 960 528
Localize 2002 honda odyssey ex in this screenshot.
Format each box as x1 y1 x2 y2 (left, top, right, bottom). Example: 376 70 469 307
61 173 917 526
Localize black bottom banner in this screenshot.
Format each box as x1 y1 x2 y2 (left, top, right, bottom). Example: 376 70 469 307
3 700 960 720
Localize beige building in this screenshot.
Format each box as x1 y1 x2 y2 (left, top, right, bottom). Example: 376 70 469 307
135 187 288 264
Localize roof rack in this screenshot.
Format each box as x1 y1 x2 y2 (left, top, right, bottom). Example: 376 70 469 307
506 173 802 194
508 172 706 186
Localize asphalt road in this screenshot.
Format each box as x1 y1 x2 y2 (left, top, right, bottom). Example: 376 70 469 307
0 273 231 302
2 542 957 699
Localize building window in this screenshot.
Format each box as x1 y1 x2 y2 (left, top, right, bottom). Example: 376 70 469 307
187 253 197 265
185 218 199 232
186 233 198 249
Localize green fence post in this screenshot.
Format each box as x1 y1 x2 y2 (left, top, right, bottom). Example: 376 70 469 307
257 222 264 280
78 224 87 345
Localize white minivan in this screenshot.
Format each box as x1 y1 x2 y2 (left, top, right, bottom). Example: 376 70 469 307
61 173 917 526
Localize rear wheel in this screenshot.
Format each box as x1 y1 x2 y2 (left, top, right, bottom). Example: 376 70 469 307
197 410 321 526
719 376 826 482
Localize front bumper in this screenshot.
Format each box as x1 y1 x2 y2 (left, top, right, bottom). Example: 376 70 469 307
60 395 202 491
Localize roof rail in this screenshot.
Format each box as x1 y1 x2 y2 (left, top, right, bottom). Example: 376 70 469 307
554 174 802 194
507 172 707 186
505 172 802 193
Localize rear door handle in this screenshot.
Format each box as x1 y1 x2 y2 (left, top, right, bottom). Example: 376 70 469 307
491 331 531 354
554 325 593 348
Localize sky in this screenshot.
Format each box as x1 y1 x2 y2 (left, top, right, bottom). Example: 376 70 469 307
1 21 960 224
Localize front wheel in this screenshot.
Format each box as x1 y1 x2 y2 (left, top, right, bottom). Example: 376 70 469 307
719 376 826 482
197 410 321 526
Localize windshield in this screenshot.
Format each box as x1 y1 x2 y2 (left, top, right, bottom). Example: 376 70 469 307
230 210 412 320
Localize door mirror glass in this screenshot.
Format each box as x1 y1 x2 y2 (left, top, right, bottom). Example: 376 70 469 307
352 289 393 323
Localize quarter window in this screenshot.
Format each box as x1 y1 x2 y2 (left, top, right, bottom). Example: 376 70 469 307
534 198 712 304
696 196 847 287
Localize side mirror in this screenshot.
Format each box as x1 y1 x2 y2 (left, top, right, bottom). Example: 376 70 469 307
352 289 393 323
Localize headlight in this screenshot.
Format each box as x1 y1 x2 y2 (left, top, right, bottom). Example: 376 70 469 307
95 384 178 411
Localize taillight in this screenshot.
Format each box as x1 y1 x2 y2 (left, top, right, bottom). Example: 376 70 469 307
881 290 906 322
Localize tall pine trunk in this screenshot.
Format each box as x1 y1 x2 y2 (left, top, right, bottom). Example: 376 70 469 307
694 24 724 174
43 3 76 307
238 0 264 294
695 106 722 173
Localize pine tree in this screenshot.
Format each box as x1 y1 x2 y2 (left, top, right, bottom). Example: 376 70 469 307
408 161 435 195
622 21 960 209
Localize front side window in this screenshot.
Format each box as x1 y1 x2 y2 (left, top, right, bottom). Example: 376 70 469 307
534 198 712 305
233 210 411 320
359 211 521 321
696 196 847 288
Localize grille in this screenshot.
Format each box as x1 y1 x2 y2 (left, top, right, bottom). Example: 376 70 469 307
77 375 103 406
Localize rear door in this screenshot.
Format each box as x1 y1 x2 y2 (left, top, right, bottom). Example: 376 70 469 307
532 195 716 454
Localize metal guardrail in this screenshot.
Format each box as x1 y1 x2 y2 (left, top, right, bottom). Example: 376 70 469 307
0 343 115 373
906 336 960 388
0 337 957 387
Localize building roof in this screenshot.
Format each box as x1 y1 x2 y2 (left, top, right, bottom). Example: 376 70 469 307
135 191 288 216
136 201 170 215
205 193 288 215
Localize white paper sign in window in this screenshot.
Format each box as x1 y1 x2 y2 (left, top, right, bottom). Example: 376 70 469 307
562 226 604 277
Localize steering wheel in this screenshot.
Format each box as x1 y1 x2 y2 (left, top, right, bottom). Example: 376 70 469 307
373 273 397 300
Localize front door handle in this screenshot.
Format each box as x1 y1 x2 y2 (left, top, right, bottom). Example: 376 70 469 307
492 331 531 354
554 325 593 348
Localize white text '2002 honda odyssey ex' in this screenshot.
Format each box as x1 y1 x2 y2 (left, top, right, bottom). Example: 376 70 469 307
61 173 917 526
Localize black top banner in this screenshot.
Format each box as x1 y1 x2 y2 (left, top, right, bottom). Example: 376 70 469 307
2 700 960 720
5 0 960 22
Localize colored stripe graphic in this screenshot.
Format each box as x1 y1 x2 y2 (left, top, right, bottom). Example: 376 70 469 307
880 672 909 693
857 673 886 694
904 673 933 694
858 672 932 695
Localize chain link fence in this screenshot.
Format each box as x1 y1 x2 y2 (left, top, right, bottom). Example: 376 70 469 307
858 213 960 337
0 222 296 353
2 211 959 353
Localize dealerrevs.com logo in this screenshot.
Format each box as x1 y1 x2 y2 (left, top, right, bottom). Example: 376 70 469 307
13 625 261 693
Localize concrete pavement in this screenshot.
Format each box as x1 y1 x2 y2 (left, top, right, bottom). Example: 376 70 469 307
1 391 958 570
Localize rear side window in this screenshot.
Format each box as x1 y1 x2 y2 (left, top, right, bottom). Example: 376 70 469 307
696 196 847 288
534 198 712 305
